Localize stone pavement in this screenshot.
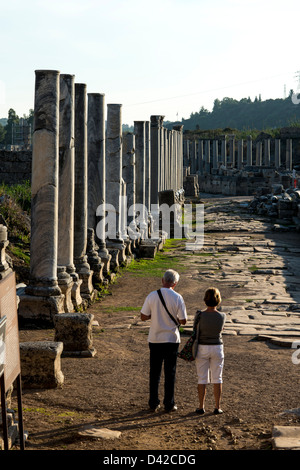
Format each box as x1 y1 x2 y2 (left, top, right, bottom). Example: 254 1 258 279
183 194 300 449
182 196 300 346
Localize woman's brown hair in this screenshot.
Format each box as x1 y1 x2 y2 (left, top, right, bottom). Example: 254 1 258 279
204 287 221 307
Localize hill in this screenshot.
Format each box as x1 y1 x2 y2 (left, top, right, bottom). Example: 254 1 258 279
165 94 300 133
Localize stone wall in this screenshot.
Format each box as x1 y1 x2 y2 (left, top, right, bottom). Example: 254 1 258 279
0 150 32 184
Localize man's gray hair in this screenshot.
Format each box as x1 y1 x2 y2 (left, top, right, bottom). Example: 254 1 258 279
163 269 180 285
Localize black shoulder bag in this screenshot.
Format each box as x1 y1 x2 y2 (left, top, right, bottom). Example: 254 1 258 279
157 289 180 328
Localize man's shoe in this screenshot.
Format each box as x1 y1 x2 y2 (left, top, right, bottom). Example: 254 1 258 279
196 408 205 415
149 404 161 412
165 405 177 412
213 408 223 415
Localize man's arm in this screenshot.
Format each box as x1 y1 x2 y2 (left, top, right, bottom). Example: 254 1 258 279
179 318 187 325
141 313 150 321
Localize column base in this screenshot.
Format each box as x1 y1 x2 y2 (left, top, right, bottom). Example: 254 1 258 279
18 292 65 327
57 266 74 313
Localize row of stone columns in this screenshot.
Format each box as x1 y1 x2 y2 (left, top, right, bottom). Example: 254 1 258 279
18 70 184 326
185 136 295 174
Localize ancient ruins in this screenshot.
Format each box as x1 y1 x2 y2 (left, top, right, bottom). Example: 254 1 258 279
0 68 300 450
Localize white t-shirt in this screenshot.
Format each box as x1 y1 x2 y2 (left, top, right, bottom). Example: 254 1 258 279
141 287 187 343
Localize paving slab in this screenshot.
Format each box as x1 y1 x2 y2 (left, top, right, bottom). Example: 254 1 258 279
272 426 300 450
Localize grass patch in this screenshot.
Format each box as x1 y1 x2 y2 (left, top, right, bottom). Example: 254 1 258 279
248 265 258 272
126 239 187 278
101 306 142 312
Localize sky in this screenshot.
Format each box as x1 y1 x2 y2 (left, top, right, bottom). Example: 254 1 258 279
0 0 299 126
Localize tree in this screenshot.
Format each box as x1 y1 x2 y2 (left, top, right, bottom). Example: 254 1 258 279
0 123 5 144
4 108 19 145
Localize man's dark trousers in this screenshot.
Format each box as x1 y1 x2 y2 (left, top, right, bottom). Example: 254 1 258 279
148 342 179 411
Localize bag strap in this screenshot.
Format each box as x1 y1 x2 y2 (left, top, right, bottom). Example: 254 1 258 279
157 289 180 327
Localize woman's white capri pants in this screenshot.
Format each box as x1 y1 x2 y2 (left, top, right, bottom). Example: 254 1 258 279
195 344 224 384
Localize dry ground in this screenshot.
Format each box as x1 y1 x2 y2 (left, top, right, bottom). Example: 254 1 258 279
11 197 300 457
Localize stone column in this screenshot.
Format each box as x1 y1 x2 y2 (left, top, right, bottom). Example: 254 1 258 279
173 124 184 192
105 104 126 270
150 115 164 207
286 139 292 171
237 140 243 169
183 139 189 168
19 70 64 325
164 128 169 191
87 93 111 278
87 92 114 284
134 121 148 238
74 83 94 300
204 140 210 174
57 74 77 312
275 139 281 168
212 140 218 169
190 140 197 174
229 137 235 168
264 139 270 166
247 136 252 166
221 135 227 166
123 133 140 247
168 130 173 191
198 139 204 175
160 122 165 192
256 141 262 166
145 121 151 213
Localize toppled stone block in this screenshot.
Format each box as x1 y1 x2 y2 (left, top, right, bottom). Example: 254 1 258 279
20 341 64 389
138 240 158 258
54 313 96 357
272 426 300 450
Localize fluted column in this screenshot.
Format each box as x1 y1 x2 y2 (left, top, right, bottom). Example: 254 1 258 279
57 73 77 311
105 104 126 270
19 69 64 325
74 83 94 298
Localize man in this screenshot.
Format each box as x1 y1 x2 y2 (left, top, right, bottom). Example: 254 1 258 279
140 269 187 412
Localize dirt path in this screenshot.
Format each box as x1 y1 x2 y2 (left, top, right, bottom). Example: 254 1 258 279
16 196 300 453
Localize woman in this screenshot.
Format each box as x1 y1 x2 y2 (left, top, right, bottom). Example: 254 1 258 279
193 287 226 415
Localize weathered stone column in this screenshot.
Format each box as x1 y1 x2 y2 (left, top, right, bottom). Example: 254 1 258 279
164 127 169 191
237 140 243 169
198 139 204 175
204 140 210 174
247 136 252 166
150 115 164 207
229 137 235 168
134 121 148 238
105 104 126 270
190 140 197 174
221 135 227 166
74 83 94 300
123 133 140 247
183 139 189 168
212 140 218 169
286 139 292 171
57 74 77 312
87 92 113 284
256 141 262 166
19 70 64 325
87 93 111 278
275 139 281 168
264 139 270 166
145 121 151 213
173 124 184 192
